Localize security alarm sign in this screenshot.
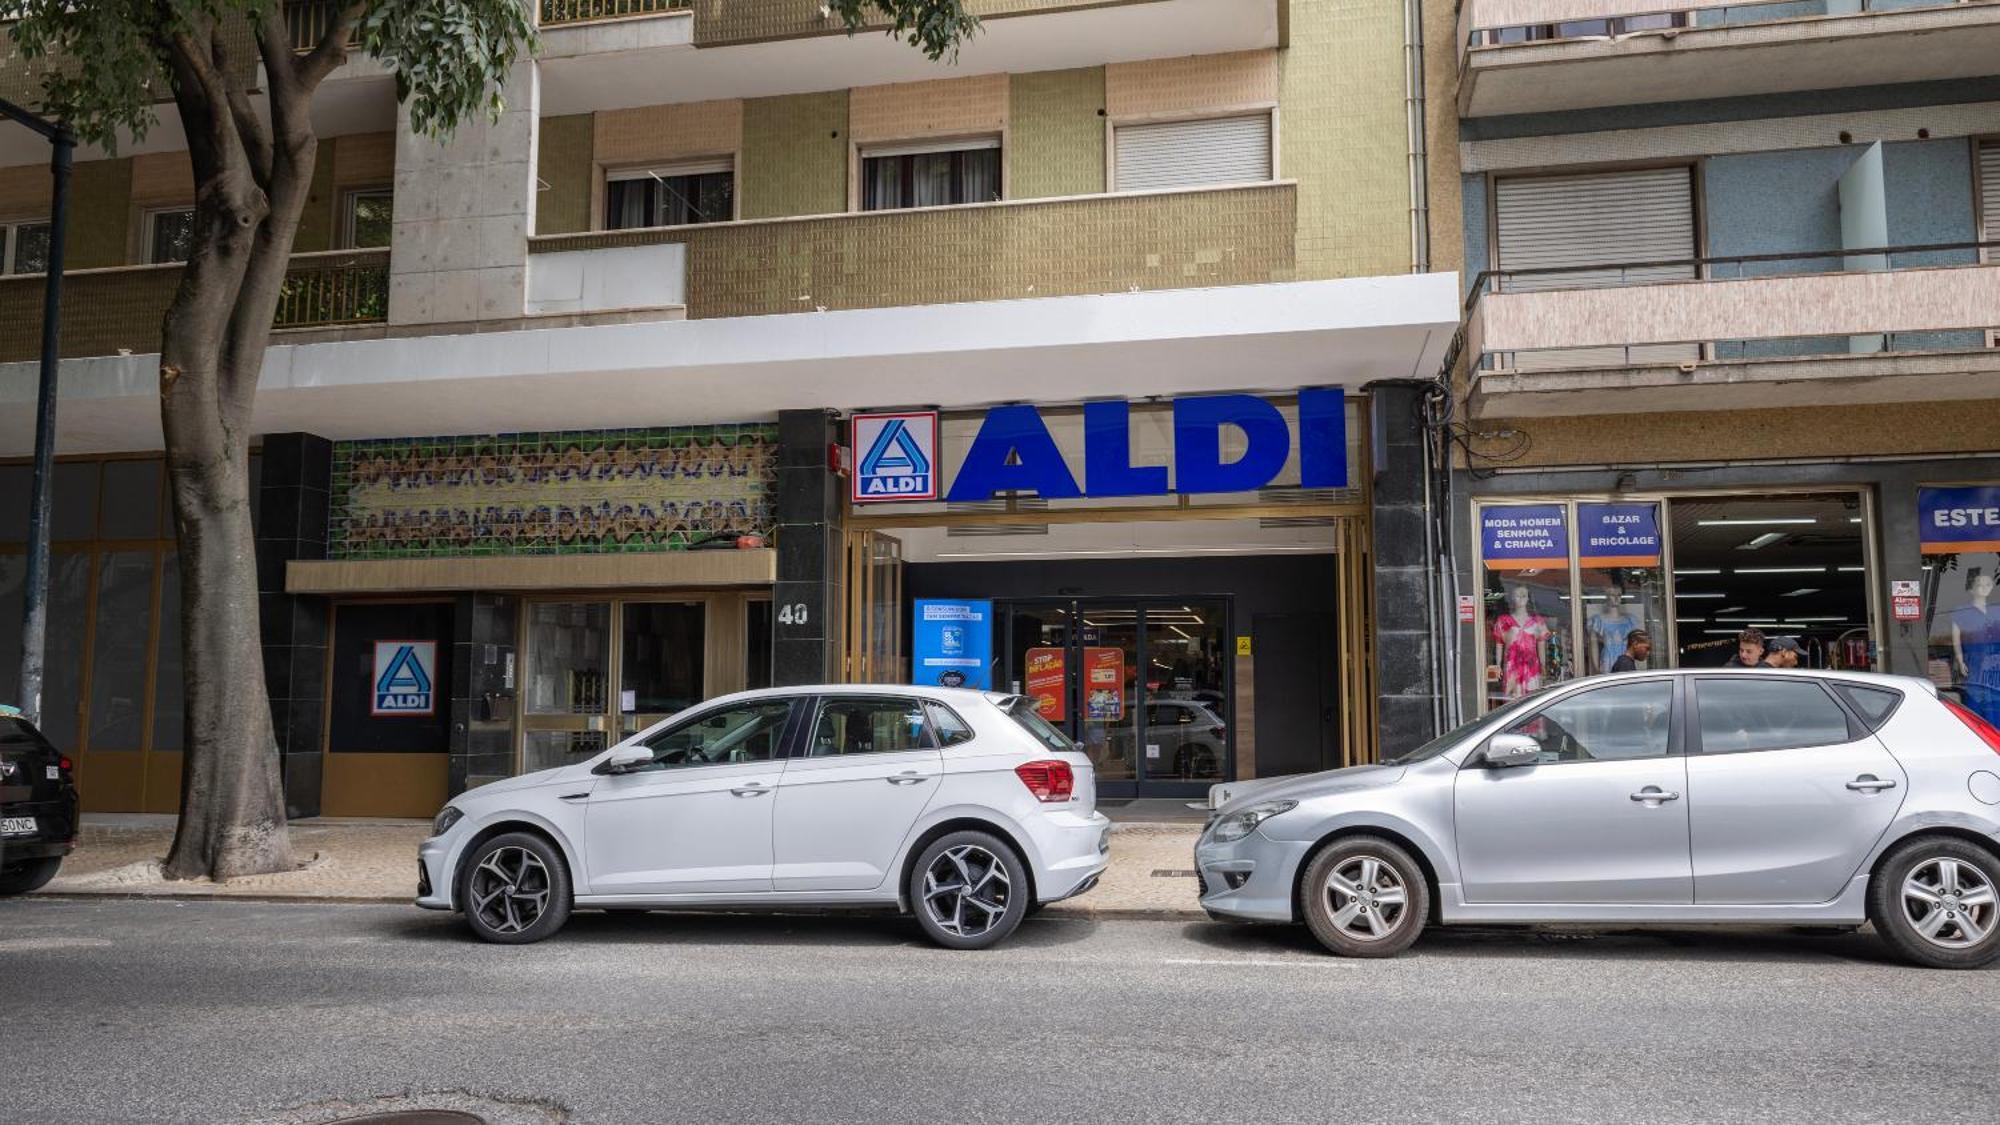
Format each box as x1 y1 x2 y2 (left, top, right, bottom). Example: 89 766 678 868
1891 579 1922 623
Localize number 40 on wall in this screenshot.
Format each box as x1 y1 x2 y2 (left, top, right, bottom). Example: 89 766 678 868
776 603 811 627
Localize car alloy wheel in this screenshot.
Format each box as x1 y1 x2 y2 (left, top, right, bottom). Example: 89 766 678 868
922 844 1012 940
468 845 552 937
1901 857 1996 950
1323 855 1411 943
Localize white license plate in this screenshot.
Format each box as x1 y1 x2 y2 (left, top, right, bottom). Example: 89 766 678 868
0 816 37 836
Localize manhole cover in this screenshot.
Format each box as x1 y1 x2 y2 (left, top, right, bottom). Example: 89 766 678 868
324 1114 486 1125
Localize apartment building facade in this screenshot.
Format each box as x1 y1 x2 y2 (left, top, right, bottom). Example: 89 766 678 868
1443 1 2000 729
0 0 1458 817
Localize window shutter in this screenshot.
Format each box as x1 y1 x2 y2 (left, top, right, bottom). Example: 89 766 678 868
1114 115 1272 193
1979 140 2000 255
1493 167 1699 369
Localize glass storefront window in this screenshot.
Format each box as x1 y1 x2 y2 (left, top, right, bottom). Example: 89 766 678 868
1920 484 2000 728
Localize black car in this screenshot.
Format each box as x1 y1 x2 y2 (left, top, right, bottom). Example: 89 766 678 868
1 706 80 895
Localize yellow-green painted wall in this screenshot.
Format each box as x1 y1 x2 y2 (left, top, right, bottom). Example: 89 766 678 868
295 141 338 254
65 158 133 269
740 91 849 219
1008 68 1105 200
1281 0 1410 279
536 114 596 236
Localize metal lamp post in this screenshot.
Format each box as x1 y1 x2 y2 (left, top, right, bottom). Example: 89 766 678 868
1 95 74 726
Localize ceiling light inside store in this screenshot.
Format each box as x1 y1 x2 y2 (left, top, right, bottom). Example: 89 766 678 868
1738 532 1788 550
1781 588 1821 597
1837 566 1865 573
1785 616 1847 623
1673 568 1722 576
1717 606 1746 614
1736 566 1827 575
1699 518 1818 526
1676 592 1727 599
1676 618 1707 623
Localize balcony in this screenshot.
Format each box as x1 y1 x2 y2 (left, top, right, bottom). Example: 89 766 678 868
1463 243 2000 417
0 250 389 364
525 181 1298 319
1457 0 2000 117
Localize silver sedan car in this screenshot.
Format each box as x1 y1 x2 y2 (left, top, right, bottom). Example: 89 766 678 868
1196 669 2000 968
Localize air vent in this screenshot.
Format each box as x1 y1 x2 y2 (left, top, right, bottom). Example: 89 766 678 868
1259 516 1339 530
945 496 1048 537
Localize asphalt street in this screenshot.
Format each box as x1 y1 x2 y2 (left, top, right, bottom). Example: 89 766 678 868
2 898 1995 1125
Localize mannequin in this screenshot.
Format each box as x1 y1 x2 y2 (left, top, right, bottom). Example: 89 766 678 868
1588 585 1639 675
1491 584 1551 698
1953 568 2000 724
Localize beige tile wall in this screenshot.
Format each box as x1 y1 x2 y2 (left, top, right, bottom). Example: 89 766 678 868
849 74 1010 144
1105 50 1280 120
594 99 745 168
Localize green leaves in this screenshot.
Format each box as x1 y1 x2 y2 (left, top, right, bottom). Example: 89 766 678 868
355 1 536 137
830 0 980 63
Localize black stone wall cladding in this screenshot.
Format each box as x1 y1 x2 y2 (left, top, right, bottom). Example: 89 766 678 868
1368 382 1444 757
449 592 519 795
773 410 845 686
256 432 333 818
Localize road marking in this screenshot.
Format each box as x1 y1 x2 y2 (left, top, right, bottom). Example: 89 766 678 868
1162 957 1353 968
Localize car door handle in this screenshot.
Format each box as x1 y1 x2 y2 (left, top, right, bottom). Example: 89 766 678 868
885 771 929 786
558 792 590 802
1629 787 1681 803
729 783 770 797
1846 776 1898 792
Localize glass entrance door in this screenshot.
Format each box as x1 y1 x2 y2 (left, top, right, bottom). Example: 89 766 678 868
522 601 613 773
618 600 705 739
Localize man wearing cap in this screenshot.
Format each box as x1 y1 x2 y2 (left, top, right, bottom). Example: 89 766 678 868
1766 636 1802 669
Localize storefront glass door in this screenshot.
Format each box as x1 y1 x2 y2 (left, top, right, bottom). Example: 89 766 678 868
522 601 613 773
618 600 705 739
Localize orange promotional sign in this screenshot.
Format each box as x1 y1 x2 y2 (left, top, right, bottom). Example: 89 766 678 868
1024 647 1067 721
1083 646 1124 721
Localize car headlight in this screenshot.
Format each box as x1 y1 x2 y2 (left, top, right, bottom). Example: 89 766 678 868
431 805 464 836
1208 800 1297 843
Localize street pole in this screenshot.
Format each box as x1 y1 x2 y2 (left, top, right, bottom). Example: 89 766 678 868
1 96 72 726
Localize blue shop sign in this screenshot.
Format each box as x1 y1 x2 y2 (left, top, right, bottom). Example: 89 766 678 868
925 389 1345 503
1481 504 1569 572
913 599 993 690
1919 486 2000 554
1576 503 1662 568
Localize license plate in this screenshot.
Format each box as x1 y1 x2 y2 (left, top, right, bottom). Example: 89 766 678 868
0 816 37 837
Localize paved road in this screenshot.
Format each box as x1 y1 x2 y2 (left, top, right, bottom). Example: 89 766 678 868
2 898 1995 1124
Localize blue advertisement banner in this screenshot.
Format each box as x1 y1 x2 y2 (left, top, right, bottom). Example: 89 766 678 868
1919 486 2000 554
1481 504 1570 572
912 599 993 690
1577 503 1663 568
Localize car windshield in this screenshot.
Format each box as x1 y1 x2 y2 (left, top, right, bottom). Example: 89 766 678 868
1002 697 1076 753
1381 688 1553 766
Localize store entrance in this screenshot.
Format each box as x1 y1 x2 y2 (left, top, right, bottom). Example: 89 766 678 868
1668 493 1872 669
998 598 1230 798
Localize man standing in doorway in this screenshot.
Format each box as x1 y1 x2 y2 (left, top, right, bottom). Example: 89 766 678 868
1725 628 1768 668
1611 630 1652 673
1766 636 1802 669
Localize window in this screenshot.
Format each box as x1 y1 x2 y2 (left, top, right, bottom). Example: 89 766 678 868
341 188 393 249
605 161 735 229
1502 679 1673 763
637 700 791 770
926 702 975 747
1113 114 1272 193
809 697 935 756
2 219 51 275
1695 678 1854 755
1834 683 1903 730
1004 695 1075 753
146 207 196 264
860 139 1000 211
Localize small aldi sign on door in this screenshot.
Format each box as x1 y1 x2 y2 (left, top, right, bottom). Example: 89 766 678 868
852 411 939 503
372 641 437 716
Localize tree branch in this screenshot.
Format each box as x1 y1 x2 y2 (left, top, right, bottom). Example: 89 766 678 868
211 27 274 191
294 3 368 89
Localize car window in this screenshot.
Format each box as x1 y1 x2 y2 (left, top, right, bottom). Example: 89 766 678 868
1003 696 1075 752
1148 703 1192 725
925 702 975 747
1833 683 1903 731
1696 678 1854 755
637 700 792 770
1504 680 1673 764
809 697 936 756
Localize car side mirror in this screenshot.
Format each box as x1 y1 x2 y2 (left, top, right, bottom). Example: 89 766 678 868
597 743 653 774
1482 733 1541 769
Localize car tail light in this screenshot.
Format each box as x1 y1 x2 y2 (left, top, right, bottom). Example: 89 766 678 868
1945 699 2000 756
1015 759 1075 802
57 756 73 773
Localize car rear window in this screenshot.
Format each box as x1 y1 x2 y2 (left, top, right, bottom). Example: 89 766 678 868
1 717 55 753
1002 697 1074 753
1833 684 1903 731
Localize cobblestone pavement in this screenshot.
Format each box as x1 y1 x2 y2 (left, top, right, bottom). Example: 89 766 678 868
44 814 1206 917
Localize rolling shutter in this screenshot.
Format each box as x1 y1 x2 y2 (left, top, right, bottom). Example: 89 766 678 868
1980 140 2000 256
1493 167 1700 370
1114 115 1272 193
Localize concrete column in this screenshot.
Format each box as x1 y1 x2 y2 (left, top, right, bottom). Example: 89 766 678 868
388 57 539 327
1367 382 1442 757
255 432 332 818
772 410 845 685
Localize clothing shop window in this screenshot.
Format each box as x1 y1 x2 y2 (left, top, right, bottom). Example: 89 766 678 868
2 219 51 275
145 207 197 264
1113 114 1273 193
340 187 394 249
1919 484 2000 730
859 139 1001 211
605 161 736 229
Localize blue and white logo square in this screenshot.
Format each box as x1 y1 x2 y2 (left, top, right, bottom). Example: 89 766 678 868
372 641 437 716
851 411 939 503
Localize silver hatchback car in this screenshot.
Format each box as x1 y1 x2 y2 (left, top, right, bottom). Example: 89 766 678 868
1196 669 2000 968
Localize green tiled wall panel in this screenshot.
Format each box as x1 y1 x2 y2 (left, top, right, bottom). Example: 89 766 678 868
65 158 133 270
1281 0 1411 280
740 91 850 220
536 114 596 236
1008 68 1105 200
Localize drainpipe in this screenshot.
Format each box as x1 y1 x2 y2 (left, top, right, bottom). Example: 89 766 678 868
1404 0 1432 274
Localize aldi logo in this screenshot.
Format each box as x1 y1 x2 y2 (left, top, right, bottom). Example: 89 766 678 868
852 411 938 503
372 641 437 716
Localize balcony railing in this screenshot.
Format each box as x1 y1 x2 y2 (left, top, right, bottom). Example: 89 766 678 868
0 249 391 365
1461 0 1996 58
526 182 1299 320
539 0 691 26
1464 241 2000 375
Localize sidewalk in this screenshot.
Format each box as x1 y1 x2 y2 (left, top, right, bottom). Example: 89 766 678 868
37 813 1207 919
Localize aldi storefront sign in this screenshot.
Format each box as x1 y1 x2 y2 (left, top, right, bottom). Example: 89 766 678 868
372 641 437 716
850 390 1347 504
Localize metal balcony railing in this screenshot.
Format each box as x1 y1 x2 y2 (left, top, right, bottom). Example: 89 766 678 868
1461 0 1996 54
274 249 392 328
538 0 692 26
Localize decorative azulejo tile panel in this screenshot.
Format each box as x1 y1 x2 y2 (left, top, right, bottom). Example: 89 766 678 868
328 424 778 560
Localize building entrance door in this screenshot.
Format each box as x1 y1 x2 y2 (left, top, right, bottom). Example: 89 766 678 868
521 598 714 774
1001 598 1230 799
322 601 453 818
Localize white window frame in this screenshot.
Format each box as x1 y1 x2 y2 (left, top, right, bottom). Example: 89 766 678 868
1107 109 1278 194
852 134 1005 213
338 186 394 250
143 205 197 264
602 158 739 229
1 217 52 275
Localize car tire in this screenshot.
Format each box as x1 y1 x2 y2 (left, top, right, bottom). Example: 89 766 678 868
1300 835 1429 959
457 832 572 945
1867 835 2000 970
909 830 1029 951
0 857 61 896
